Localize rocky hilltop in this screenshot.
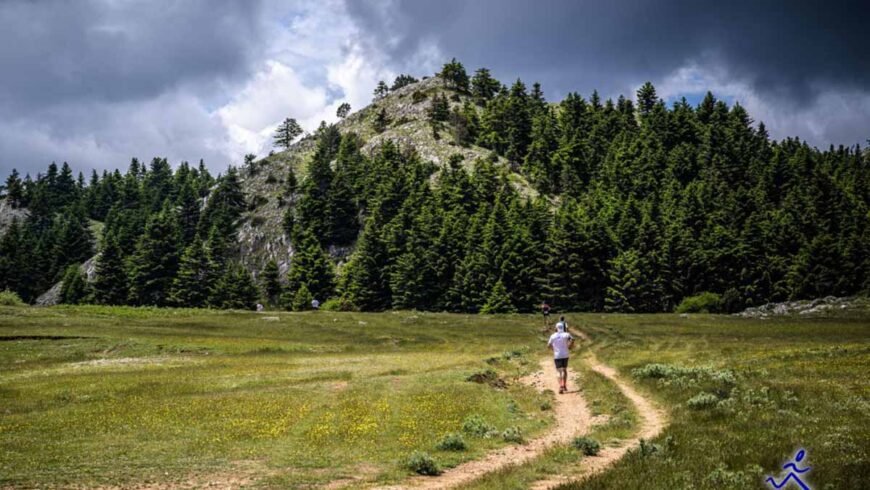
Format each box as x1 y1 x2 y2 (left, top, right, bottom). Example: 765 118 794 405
235 75 534 277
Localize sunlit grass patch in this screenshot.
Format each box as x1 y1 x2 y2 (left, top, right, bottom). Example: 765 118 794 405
0 306 551 487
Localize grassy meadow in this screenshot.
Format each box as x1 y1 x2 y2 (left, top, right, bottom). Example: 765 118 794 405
1 304 868 489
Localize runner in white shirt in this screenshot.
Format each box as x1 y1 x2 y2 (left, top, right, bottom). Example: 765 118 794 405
547 316 575 394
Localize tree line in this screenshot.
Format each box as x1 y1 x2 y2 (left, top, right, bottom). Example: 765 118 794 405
1 58 868 312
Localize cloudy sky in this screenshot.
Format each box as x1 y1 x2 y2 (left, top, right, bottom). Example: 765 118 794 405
1 0 868 176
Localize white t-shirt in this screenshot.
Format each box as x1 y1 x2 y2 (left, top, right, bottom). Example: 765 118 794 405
548 332 574 359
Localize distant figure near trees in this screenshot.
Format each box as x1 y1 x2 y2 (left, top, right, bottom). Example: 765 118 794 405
541 301 551 327
311 298 320 310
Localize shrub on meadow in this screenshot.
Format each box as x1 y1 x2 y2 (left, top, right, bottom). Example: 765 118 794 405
704 463 764 486
461 414 496 437
436 432 467 451
404 451 440 475
675 292 722 313
412 90 427 104
320 298 358 311
687 392 720 410
465 369 507 389
0 289 25 306
572 436 601 455
502 426 523 443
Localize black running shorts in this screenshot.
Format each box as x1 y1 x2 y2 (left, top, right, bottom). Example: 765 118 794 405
554 357 569 369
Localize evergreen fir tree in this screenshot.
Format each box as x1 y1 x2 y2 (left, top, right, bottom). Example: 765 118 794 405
336 102 351 119
471 67 501 103
390 74 418 90
51 204 95 280
373 80 389 100
481 280 516 314
290 283 313 311
605 249 644 313
128 205 180 306
340 214 390 310
92 236 128 305
4 169 23 208
59 265 89 305
176 180 200 246
169 239 210 308
261 259 281 305
282 230 334 307
215 264 259 310
373 107 389 133
273 118 303 150
440 58 469 92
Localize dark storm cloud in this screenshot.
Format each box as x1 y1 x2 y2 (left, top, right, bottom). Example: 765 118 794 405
346 0 870 107
0 0 268 175
0 0 264 112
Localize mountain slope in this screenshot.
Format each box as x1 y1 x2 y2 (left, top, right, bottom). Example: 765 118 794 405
237 75 538 276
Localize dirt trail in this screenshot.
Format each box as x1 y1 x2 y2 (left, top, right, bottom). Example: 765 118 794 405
529 349 668 490
370 328 668 490
372 357 594 489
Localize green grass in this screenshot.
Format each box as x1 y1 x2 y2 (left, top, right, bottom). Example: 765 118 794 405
559 313 870 490
0 306 551 488
576 359 638 444
2 306 869 489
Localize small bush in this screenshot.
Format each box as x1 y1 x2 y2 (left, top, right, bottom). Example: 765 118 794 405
705 463 764 486
404 451 440 475
540 399 552 411
572 437 601 455
639 438 662 456
675 292 721 313
466 369 507 389
0 289 25 306
687 392 720 410
461 414 495 437
502 426 523 443
412 90 427 104
265 173 277 184
320 298 357 311
436 432 467 451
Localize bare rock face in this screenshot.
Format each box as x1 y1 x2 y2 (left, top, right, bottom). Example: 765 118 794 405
735 296 865 318
0 198 29 236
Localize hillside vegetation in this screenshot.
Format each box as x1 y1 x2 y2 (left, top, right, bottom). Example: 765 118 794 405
1 58 868 312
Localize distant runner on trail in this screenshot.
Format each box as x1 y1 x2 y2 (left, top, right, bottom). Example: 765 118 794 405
311 298 320 310
541 301 551 327
547 316 575 394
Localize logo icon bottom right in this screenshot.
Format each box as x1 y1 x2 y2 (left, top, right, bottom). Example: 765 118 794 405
766 448 812 490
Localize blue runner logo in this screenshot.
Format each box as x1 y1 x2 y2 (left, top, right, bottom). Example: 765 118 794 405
766 448 812 489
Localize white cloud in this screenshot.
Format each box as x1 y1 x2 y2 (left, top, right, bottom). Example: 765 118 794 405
214 0 419 163
217 60 330 158
0 0 441 175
